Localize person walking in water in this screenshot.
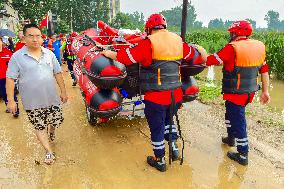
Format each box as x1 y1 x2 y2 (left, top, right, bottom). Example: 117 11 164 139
6 24 68 165
206 20 270 166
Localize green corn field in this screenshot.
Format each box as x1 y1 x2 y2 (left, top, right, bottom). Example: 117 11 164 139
186 30 284 80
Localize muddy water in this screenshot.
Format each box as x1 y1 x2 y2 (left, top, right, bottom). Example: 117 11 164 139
0 66 283 189
201 66 284 113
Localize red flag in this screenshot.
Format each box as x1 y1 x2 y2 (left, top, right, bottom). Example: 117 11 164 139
39 14 48 29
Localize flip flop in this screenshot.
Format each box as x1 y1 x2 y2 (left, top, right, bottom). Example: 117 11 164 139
44 152 56 165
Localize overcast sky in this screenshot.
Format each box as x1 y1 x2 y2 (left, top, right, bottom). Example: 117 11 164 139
120 0 284 28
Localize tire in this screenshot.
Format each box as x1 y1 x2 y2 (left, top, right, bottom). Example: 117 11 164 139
86 106 97 126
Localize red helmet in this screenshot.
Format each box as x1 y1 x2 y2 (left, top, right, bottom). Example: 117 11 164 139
228 20 253 36
70 32 79 38
145 13 167 32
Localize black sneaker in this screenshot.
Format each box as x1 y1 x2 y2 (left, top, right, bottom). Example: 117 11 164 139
170 141 179 161
227 151 248 166
222 136 235 147
147 156 166 172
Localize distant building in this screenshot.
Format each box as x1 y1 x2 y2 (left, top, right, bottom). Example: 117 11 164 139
0 0 19 32
109 0 120 22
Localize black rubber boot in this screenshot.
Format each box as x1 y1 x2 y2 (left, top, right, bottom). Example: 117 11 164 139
170 141 179 161
227 151 248 166
222 136 235 147
147 156 166 172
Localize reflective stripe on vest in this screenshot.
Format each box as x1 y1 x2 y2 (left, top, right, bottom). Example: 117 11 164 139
140 30 183 92
222 39 265 94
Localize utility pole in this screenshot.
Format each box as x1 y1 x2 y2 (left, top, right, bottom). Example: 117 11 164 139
181 0 188 41
47 10 54 36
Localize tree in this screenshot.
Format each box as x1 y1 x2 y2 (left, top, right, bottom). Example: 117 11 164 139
208 18 224 29
224 20 234 29
246 19 256 29
193 21 203 29
57 19 70 34
11 0 111 32
160 2 197 32
265 10 280 30
110 12 133 29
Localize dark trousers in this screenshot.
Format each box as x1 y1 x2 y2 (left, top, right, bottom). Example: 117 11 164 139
225 101 248 154
0 79 19 113
67 59 76 82
144 100 181 158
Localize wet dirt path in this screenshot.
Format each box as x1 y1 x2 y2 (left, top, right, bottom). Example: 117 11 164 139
0 68 283 189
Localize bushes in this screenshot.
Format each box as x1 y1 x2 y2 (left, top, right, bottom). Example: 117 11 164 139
186 30 284 80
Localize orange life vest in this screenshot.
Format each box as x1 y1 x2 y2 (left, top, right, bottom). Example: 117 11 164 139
222 39 265 94
140 30 183 92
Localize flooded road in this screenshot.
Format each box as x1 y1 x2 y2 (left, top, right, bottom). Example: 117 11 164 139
0 68 283 189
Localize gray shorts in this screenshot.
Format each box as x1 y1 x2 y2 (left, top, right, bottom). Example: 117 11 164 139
26 105 64 130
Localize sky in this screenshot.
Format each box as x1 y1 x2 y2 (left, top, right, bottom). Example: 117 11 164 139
120 0 284 28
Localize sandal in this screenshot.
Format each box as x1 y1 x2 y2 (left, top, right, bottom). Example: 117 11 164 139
44 152 56 165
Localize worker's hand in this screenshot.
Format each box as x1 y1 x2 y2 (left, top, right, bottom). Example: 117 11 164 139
101 50 111 57
101 50 117 60
194 44 208 64
7 100 17 115
60 92 68 104
260 91 270 104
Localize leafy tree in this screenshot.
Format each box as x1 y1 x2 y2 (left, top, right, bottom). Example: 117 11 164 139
193 21 203 29
208 18 224 29
246 19 256 29
265 10 280 30
110 12 133 29
224 20 234 29
56 19 70 34
128 11 144 30
160 2 197 32
11 0 111 32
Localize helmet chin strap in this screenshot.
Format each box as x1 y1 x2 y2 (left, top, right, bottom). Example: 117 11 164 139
229 33 237 42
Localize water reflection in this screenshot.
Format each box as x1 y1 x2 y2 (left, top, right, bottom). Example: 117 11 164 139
216 146 247 189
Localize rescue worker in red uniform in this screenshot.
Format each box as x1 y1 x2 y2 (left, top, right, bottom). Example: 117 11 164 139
206 20 270 165
61 32 78 86
0 37 19 117
102 13 204 172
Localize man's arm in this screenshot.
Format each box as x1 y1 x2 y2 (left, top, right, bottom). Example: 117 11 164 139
260 72 270 104
6 77 17 114
54 73 68 103
101 50 117 60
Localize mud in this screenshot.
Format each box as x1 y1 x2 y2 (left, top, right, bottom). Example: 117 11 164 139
0 66 283 189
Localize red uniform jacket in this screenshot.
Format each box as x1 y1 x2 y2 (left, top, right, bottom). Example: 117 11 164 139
15 42 25 52
117 39 202 105
206 38 269 106
0 47 13 79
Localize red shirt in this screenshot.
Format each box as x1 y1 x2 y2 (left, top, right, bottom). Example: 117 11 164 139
117 39 201 105
206 38 269 106
15 41 25 52
0 48 13 79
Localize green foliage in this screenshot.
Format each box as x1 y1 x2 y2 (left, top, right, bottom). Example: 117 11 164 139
57 19 70 34
11 0 110 32
208 18 224 29
110 11 144 30
186 30 284 80
198 83 222 103
111 12 133 29
186 30 228 53
160 2 201 31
